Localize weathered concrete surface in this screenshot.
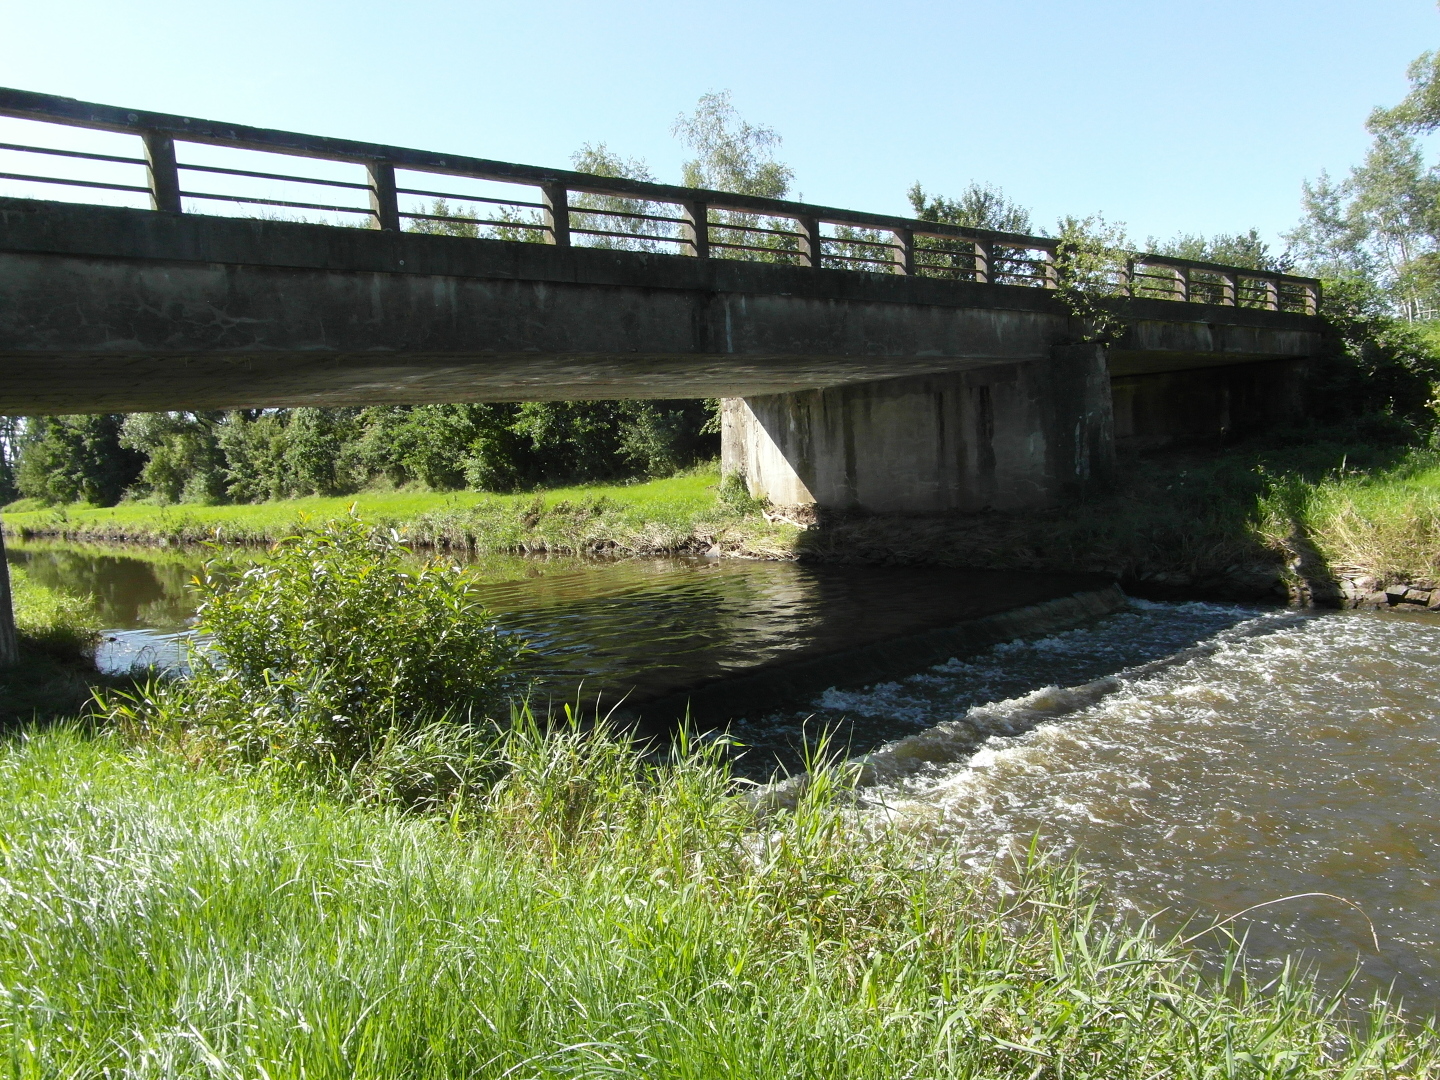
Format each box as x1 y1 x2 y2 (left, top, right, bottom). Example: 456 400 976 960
0 198 1323 414
722 344 1115 513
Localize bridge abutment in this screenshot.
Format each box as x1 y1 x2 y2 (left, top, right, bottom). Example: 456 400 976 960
722 344 1115 513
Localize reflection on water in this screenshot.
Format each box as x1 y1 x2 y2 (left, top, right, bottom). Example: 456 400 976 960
6 540 1101 737
836 603 1440 1009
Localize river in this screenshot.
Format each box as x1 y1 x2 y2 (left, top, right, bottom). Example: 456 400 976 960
12 540 1440 1010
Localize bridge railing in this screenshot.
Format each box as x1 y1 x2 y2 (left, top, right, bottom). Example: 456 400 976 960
0 87 1320 316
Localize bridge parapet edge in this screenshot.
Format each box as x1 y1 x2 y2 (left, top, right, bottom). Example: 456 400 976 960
0 86 1320 317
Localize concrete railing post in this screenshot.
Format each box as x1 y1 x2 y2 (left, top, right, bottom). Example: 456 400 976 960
1040 244 1059 289
142 131 182 214
890 227 914 276
797 216 821 268
1305 281 1320 315
0 523 16 670
1220 272 1236 306
542 184 570 247
681 200 709 258
1174 265 1190 303
1122 257 1135 296
974 240 992 284
367 162 400 231
1260 277 1279 311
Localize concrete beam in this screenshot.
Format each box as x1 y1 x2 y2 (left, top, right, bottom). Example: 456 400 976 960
0 199 1323 414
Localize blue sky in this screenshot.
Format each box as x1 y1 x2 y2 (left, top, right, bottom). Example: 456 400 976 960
0 0 1434 247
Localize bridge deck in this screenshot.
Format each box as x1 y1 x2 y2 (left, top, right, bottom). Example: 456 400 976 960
0 87 1324 414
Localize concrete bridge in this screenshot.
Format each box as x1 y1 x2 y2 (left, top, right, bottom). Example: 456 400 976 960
0 87 1323 520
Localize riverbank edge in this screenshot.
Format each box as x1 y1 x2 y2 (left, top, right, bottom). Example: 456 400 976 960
17 511 1439 612
10 444 1440 611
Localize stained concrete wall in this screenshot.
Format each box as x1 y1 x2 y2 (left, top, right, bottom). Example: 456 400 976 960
722 345 1114 513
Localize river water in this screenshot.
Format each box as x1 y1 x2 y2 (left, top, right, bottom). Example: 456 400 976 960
12 540 1440 1009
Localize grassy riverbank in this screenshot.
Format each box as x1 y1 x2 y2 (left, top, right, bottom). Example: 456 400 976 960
1 468 794 558
3 722 1436 1077
7 433 1440 597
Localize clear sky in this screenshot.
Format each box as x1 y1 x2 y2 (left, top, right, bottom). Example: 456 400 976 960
1 0 1435 247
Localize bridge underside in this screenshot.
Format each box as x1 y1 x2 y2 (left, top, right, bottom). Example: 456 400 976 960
0 198 1325 512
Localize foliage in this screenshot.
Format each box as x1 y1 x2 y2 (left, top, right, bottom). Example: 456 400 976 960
1053 214 1132 343
568 143 671 251
103 517 525 797
1288 41 1440 317
1306 275 1440 427
674 90 793 199
7 399 719 509
907 180 1033 233
120 411 228 504
674 90 799 262
0 416 20 506
14 414 142 507
1150 228 1293 273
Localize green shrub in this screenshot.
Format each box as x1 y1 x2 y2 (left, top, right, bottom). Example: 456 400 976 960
104 516 526 801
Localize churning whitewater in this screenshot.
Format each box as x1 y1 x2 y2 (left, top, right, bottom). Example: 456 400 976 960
803 601 1440 1005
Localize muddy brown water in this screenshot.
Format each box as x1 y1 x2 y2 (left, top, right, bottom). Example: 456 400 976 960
13 539 1440 1009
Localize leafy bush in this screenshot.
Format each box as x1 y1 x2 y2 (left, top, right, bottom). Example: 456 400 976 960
105 516 526 803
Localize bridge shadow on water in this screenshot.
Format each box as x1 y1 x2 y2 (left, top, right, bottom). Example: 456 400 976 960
7 533 1303 782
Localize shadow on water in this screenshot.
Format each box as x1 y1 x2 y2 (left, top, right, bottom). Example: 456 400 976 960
8 539 1272 778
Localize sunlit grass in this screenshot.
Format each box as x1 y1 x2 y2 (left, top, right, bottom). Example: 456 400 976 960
2 723 1436 1077
2 468 725 538
1255 449 1440 583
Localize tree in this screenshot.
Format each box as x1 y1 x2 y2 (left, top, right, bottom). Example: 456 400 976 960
0 417 21 505
903 182 1036 281
1150 228 1292 273
907 181 1033 233
674 91 797 262
14 414 143 506
119 412 228 504
1287 40 1440 317
568 144 670 252
673 91 793 198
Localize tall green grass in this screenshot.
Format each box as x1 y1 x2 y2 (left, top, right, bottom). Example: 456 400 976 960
1257 450 1440 583
2 723 1436 1077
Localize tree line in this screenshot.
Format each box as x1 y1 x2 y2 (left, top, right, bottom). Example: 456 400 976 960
8 55 1440 509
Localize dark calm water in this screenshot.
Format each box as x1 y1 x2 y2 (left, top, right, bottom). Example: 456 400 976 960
14 539 1440 1009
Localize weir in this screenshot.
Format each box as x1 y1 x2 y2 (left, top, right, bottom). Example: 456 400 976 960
0 87 1327 658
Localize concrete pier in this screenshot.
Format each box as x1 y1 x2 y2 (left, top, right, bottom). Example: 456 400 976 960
721 344 1115 513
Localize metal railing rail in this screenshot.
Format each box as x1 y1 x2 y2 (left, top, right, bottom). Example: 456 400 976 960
0 87 1321 315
